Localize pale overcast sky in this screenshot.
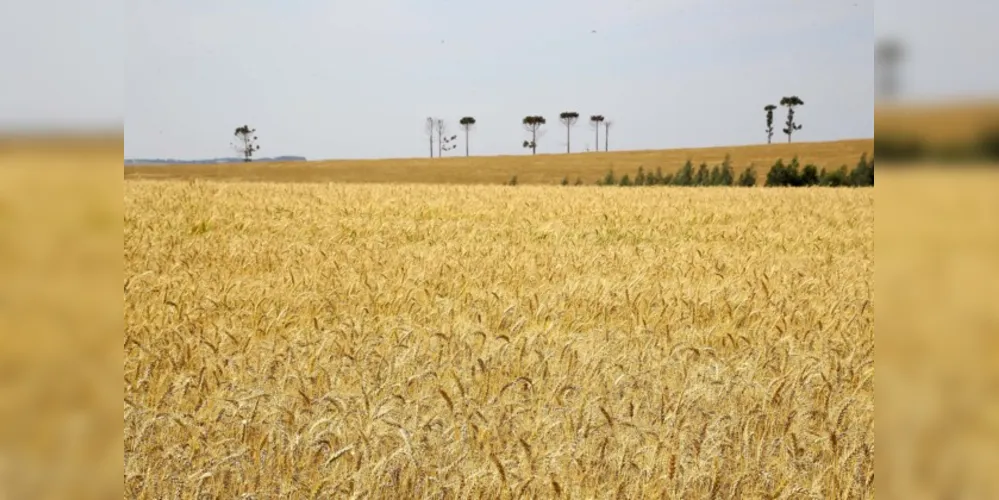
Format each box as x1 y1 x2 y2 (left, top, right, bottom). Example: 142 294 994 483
5 1 997 160
121 0 878 160
0 0 122 131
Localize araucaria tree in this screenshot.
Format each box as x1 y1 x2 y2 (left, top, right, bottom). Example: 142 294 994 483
559 111 579 153
764 104 777 144
589 115 604 152
780 96 804 143
232 125 260 162
522 115 546 155
459 116 476 157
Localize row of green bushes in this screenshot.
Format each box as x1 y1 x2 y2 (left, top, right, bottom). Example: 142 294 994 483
764 154 873 187
505 153 874 186
588 157 756 187
580 154 872 187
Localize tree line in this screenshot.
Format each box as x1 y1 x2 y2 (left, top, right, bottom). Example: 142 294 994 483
427 95 805 159
764 96 805 144
228 95 808 161
425 113 614 158
508 153 874 187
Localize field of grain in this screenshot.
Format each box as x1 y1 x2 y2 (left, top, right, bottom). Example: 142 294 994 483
1 138 121 499
124 138 872 185
124 180 874 498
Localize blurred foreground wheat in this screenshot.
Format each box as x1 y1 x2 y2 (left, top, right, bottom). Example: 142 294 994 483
124 182 873 498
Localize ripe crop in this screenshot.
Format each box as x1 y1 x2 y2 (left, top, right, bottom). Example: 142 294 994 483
124 181 874 498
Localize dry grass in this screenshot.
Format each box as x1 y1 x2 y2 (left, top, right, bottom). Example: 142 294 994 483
124 138 872 185
124 181 873 498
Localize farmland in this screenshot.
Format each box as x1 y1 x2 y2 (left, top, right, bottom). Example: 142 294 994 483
124 180 874 498
124 138 872 185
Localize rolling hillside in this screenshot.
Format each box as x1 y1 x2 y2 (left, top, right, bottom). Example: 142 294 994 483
124 138 873 185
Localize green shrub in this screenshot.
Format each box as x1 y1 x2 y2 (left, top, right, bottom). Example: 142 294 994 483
645 171 657 186
719 155 735 186
673 160 694 186
619 174 632 186
787 157 803 186
635 166 646 186
599 169 616 186
765 157 804 186
737 165 757 186
820 165 850 186
694 162 710 186
801 164 820 186
849 153 874 186
709 164 722 185
765 159 787 186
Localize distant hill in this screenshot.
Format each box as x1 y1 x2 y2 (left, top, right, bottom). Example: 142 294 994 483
125 156 307 166
124 138 872 185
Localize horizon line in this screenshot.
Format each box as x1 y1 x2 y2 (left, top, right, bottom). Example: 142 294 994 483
125 137 874 164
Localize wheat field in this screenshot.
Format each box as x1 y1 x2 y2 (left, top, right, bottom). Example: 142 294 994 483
124 180 873 498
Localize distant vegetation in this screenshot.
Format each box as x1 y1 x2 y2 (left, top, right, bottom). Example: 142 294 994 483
124 156 306 166
590 153 873 187
124 139 873 184
231 125 261 162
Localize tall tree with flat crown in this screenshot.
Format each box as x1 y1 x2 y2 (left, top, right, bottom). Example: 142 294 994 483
231 125 260 162
559 111 580 153
764 104 777 144
589 115 604 153
459 116 476 157
522 115 546 155
780 96 804 143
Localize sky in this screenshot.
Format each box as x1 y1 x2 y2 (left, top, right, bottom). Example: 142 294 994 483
3 0 997 160
119 0 883 160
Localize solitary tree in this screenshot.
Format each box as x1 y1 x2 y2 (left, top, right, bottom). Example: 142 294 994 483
425 117 435 158
559 111 580 153
459 116 476 156
780 96 804 143
764 104 777 144
589 115 604 153
603 120 612 152
522 115 546 155
231 125 260 162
